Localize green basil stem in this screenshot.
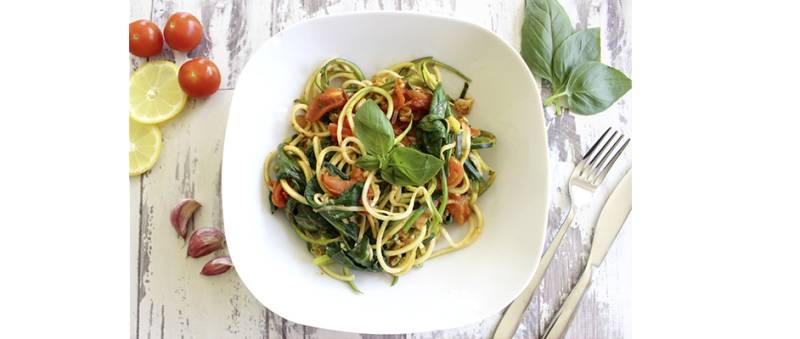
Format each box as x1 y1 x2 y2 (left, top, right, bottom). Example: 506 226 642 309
555 98 563 117
543 91 568 106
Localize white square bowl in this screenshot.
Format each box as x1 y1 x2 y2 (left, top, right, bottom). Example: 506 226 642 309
222 12 549 334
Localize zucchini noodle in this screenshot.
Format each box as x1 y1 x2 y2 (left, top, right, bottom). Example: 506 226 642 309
262 57 496 291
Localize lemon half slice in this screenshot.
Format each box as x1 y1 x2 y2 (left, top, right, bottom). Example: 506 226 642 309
130 61 188 124
130 120 162 176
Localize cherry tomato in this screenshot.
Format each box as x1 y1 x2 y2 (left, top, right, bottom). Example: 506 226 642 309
163 12 203 51
129 20 163 57
178 58 221 98
446 158 464 187
446 194 472 224
270 181 288 209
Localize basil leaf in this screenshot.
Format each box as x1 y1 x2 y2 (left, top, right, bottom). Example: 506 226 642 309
355 154 382 171
354 100 394 156
521 0 574 82
552 28 601 89
565 62 632 115
381 147 444 187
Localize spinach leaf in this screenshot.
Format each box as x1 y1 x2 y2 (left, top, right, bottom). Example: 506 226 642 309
381 147 444 186
319 213 359 241
326 242 381 272
325 243 359 269
355 154 382 171
333 182 363 207
564 62 632 115
304 176 323 208
552 28 601 90
347 237 373 268
323 162 349 180
293 203 329 232
271 144 305 191
416 84 448 156
304 177 360 240
354 100 394 157
521 0 574 82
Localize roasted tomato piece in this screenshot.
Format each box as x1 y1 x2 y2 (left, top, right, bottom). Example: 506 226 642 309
446 158 464 187
307 88 347 121
269 180 288 208
405 88 432 115
446 194 472 224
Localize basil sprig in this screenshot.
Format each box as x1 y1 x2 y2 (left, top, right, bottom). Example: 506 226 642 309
353 100 443 186
522 0 631 115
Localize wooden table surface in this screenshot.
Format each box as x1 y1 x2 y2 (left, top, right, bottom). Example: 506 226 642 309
130 0 632 338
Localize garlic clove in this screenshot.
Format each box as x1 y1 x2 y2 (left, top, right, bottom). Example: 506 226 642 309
201 256 233 276
187 227 225 258
170 198 201 239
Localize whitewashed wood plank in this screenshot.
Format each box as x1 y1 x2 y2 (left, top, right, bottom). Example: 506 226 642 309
135 91 268 339
130 3 151 339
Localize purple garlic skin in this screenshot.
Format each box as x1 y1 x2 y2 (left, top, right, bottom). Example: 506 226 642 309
187 228 225 258
170 198 201 239
201 256 233 276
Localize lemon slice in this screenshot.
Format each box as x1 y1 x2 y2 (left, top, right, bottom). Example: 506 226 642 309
130 120 162 176
130 61 188 124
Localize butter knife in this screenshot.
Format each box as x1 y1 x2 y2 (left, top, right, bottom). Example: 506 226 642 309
541 169 632 339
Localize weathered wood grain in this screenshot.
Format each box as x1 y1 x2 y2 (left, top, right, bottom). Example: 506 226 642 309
130 0 632 338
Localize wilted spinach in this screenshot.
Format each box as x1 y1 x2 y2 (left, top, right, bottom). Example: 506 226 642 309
271 144 305 191
323 162 349 180
302 176 359 241
416 84 448 156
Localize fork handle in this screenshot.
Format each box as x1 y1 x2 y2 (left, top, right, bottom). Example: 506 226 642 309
492 207 576 339
541 266 595 339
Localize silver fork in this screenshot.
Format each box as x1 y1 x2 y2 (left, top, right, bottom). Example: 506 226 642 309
493 128 630 339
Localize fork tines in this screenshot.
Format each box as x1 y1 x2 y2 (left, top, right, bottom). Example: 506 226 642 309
581 127 630 185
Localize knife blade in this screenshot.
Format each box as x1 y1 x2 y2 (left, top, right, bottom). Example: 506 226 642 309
588 169 632 267
541 170 632 339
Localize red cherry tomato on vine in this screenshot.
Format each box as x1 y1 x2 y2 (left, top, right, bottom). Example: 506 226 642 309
178 58 221 98
163 12 203 52
129 20 163 57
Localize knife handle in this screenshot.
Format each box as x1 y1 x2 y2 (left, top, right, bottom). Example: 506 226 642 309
493 207 577 339
541 266 595 339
